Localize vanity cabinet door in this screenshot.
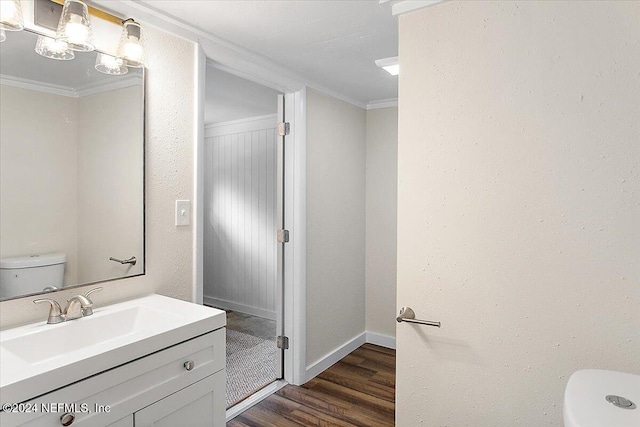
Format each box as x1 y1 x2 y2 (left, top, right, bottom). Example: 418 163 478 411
135 371 225 427
107 415 133 427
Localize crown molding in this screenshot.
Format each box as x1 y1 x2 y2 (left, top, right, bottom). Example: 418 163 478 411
392 0 444 16
0 74 77 98
1 74 143 98
76 75 143 97
367 98 398 110
90 0 368 109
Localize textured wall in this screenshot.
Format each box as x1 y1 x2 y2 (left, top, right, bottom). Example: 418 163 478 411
365 107 398 340
306 89 367 366
397 1 640 425
0 25 196 329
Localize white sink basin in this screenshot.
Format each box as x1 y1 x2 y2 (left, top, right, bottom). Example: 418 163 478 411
0 294 225 404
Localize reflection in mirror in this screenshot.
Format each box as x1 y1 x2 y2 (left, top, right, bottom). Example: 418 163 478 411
0 29 145 301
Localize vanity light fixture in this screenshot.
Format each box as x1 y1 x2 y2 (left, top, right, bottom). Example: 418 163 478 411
0 0 24 31
55 0 94 52
117 19 146 68
375 56 399 76
0 28 6 43
95 52 128 75
35 35 74 60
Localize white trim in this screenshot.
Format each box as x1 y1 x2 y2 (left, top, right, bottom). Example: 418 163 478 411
1 74 143 98
204 296 277 321
305 333 367 383
367 98 399 110
193 43 206 305
75 75 143 97
366 332 397 350
286 88 307 386
226 380 288 422
306 84 366 110
204 114 278 137
1 74 76 98
392 0 444 15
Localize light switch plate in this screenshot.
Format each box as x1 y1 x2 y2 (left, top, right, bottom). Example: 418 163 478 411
175 200 190 226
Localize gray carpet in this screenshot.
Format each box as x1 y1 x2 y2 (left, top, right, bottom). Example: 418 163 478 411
226 329 278 408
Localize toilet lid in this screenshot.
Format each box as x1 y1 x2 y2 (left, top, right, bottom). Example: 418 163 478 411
564 369 640 427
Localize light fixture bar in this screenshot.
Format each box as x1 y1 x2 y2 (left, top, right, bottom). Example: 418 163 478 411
375 56 399 76
50 0 124 25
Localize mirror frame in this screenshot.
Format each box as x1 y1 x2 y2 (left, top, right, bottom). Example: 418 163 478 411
0 28 146 302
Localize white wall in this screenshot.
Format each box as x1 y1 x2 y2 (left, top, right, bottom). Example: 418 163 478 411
0 86 79 286
397 1 640 425
77 86 144 284
203 116 278 319
365 107 398 341
205 67 280 125
306 89 366 366
0 25 196 329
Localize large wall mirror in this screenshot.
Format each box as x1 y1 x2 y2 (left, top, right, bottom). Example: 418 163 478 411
0 27 145 301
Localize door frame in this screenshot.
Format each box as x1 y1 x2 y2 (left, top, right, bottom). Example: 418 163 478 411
197 61 307 387
91 0 308 386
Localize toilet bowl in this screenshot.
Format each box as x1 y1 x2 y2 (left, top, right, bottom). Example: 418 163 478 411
564 369 640 427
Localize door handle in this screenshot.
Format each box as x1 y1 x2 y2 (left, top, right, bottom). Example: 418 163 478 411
396 306 441 327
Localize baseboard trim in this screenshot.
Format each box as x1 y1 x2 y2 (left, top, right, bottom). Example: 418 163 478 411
226 380 288 421
305 332 367 382
204 296 277 321
366 331 396 350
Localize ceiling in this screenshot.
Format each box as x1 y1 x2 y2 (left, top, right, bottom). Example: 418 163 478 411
138 0 399 106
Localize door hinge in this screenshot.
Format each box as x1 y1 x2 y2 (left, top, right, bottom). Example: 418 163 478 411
278 122 290 136
277 336 289 349
277 229 290 243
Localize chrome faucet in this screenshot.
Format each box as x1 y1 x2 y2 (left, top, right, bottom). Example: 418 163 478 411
34 287 103 324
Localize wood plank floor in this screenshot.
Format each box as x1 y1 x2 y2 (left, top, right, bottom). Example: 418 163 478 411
228 343 396 427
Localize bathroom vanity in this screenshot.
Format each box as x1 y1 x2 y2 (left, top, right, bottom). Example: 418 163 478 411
0 294 226 427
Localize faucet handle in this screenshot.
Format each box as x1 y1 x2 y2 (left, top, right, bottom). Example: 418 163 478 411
81 287 102 316
33 298 64 324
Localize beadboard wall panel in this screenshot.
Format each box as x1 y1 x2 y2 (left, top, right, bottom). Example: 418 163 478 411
204 115 278 319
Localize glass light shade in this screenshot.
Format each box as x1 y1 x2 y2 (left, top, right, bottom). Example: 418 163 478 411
95 52 128 75
117 20 145 68
0 0 24 31
56 0 94 52
35 35 75 60
0 28 6 43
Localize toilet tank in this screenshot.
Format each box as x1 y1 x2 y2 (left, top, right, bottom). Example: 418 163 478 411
0 253 66 299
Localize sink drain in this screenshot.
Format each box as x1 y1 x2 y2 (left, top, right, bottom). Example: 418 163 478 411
606 395 636 409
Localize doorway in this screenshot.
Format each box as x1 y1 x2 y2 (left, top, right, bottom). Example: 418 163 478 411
202 66 284 408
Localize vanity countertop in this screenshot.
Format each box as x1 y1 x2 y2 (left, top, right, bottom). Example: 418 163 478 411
0 294 226 405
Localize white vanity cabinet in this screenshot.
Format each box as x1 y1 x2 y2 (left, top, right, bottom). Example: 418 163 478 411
1 329 226 427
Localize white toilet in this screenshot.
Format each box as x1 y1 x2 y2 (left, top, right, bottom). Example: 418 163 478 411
0 253 66 299
564 369 640 427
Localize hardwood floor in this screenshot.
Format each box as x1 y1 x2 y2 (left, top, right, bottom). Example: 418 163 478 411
228 343 396 427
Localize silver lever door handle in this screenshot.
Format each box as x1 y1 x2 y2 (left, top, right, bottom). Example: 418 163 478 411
396 306 441 328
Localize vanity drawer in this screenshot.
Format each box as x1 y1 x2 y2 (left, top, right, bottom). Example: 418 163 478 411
1 328 225 427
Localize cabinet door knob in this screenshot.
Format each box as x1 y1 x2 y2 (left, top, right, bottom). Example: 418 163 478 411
184 360 195 371
60 412 75 426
